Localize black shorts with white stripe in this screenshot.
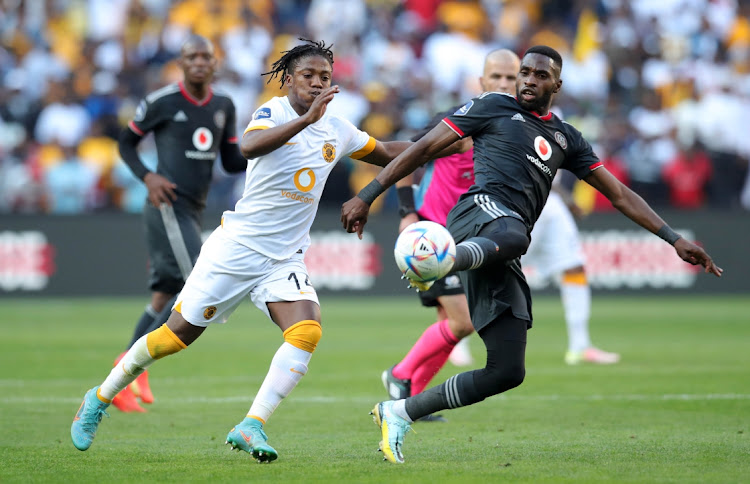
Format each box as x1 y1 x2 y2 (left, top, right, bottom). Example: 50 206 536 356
446 192 526 245
143 202 203 294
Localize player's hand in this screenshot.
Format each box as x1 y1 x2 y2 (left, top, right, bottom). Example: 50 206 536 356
144 172 177 207
304 85 339 125
674 238 723 277
398 212 419 233
341 196 370 239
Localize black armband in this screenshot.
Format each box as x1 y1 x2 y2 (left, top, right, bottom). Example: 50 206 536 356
656 224 682 246
397 186 416 217
357 179 385 205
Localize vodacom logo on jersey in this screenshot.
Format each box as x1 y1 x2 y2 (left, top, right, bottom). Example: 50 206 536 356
526 135 554 178
281 167 316 205
186 127 217 160
293 168 316 192
533 136 552 161
193 127 213 150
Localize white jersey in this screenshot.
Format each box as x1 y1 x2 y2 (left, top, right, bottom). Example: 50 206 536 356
221 96 375 259
522 190 585 279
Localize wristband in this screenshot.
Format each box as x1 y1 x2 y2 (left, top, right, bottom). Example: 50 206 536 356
398 207 417 218
656 225 682 246
397 186 416 218
357 179 385 205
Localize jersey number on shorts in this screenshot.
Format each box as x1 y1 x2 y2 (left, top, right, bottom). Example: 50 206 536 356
288 272 312 290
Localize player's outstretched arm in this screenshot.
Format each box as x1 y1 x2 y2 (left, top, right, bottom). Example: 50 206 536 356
240 86 340 159
358 140 413 167
585 168 723 277
341 123 459 238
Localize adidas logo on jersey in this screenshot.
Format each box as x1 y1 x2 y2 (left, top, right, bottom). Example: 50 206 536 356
173 110 188 122
512 113 525 122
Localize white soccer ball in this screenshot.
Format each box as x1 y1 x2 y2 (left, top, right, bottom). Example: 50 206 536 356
394 221 456 283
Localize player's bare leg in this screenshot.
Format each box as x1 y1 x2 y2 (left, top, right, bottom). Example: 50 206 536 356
114 291 174 411
72 311 198 450
226 300 321 463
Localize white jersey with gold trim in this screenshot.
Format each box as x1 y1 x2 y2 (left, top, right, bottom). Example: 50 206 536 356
221 96 374 259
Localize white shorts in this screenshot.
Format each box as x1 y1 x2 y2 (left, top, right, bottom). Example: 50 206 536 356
522 191 585 281
174 227 319 327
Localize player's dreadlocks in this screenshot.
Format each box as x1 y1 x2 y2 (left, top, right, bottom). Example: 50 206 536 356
262 38 334 88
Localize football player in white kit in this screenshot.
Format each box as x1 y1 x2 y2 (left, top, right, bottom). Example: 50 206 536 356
71 39 413 462
522 173 620 364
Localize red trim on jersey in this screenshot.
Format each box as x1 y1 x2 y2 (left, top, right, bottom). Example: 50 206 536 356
442 118 464 137
589 161 603 170
512 97 554 121
178 81 213 106
128 120 145 136
227 136 238 143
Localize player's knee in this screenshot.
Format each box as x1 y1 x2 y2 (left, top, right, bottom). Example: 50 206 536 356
146 324 187 359
497 364 525 391
283 320 322 353
561 267 587 285
477 364 525 397
481 218 530 260
495 365 526 393
489 229 529 260
451 321 474 339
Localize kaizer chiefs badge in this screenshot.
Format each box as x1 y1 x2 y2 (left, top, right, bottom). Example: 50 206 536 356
322 143 335 162
204 306 217 319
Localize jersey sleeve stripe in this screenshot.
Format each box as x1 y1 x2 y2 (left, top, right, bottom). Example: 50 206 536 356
442 118 464 137
243 125 270 135
349 136 377 159
128 121 145 136
589 161 603 170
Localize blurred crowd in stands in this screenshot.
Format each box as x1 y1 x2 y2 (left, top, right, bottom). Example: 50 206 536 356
1 0 749 215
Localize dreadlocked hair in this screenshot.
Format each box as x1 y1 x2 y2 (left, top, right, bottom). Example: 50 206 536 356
262 38 334 88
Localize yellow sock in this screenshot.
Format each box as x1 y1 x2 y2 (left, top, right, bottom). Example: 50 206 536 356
282 320 322 353
146 324 187 359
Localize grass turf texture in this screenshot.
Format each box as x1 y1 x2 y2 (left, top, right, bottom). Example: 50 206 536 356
1 295 748 483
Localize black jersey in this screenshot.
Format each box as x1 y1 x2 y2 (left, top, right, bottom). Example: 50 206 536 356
128 82 239 210
443 92 601 228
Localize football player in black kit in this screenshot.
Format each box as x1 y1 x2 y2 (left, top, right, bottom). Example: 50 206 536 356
341 45 723 464
115 35 247 412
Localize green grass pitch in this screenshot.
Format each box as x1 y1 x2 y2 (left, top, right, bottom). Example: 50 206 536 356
1 295 749 483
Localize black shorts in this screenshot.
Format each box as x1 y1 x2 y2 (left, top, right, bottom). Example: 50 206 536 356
143 202 203 294
417 272 465 307
446 193 532 331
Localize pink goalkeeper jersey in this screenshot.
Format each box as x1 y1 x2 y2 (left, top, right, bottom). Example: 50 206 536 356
415 148 475 226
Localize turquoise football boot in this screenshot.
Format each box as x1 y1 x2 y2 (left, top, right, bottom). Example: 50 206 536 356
226 417 278 463
371 401 411 464
71 386 110 451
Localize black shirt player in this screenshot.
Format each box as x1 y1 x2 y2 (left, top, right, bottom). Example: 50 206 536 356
341 45 722 464
116 35 247 412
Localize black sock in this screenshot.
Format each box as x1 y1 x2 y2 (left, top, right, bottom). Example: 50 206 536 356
127 304 158 348
142 294 178 335
453 217 530 272
454 237 500 271
404 372 480 419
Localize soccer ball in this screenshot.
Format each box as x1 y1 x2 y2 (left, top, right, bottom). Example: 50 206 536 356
394 221 456 283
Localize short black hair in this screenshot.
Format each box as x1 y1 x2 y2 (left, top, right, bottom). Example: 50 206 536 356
523 45 563 71
262 38 334 88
